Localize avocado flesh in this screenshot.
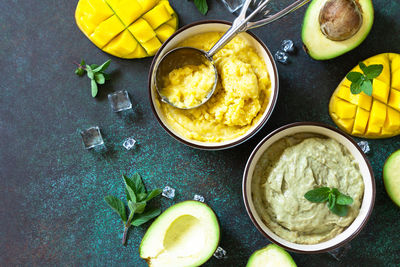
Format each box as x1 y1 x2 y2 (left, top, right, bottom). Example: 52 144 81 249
246 244 297 267
139 201 220 267
383 150 400 207
302 0 374 60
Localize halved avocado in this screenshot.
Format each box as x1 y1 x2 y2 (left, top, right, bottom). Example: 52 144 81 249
246 244 297 267
302 0 374 60
139 201 220 267
383 150 400 207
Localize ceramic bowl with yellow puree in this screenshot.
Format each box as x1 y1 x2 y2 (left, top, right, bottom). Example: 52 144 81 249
149 21 278 150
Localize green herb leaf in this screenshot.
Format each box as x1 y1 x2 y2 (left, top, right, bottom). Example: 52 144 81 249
95 73 105 84
337 193 354 205
75 68 85 76
91 79 98 97
137 192 148 202
104 195 127 223
304 187 331 203
328 193 336 210
90 64 99 69
365 64 384 79
123 175 137 202
93 59 111 72
86 65 94 79
346 62 383 96
131 173 146 194
103 73 111 81
346 72 363 82
330 204 349 217
132 208 161 227
360 79 373 96
193 0 208 15
146 188 162 202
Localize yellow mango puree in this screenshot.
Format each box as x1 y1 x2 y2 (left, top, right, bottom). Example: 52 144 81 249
156 32 271 142
160 61 215 109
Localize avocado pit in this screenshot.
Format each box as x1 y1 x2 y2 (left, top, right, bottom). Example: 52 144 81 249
319 0 363 41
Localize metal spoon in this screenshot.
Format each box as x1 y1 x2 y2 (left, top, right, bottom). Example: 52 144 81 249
155 0 310 109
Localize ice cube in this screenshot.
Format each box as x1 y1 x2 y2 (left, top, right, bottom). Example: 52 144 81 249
193 194 205 202
357 141 370 154
162 186 175 199
80 126 104 149
275 50 289 64
328 243 351 261
281 39 295 53
123 137 136 150
213 246 227 259
108 90 132 112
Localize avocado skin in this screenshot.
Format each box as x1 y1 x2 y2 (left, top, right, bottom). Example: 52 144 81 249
383 150 400 208
302 0 374 60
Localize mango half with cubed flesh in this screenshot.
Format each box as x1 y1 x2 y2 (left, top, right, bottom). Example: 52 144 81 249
329 53 400 138
75 0 178 59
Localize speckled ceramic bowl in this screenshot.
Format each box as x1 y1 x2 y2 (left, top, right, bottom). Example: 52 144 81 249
148 20 279 150
243 122 375 253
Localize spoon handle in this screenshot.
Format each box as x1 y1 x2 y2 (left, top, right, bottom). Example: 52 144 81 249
207 0 269 57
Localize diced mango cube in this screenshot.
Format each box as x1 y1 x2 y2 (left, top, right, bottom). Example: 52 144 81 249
333 98 357 119
388 89 400 111
336 84 372 110
142 3 171 29
141 37 162 55
338 118 354 133
103 30 138 57
372 78 390 103
160 0 175 15
383 107 400 132
90 15 125 48
366 55 390 84
75 0 114 34
390 54 400 72
106 0 143 25
369 100 387 127
166 15 178 29
128 18 156 43
155 24 174 42
352 107 369 135
392 68 400 91
137 0 160 13
126 45 148 58
366 123 381 135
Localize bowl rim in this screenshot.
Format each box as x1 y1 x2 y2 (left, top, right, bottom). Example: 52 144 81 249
242 121 376 253
148 20 279 150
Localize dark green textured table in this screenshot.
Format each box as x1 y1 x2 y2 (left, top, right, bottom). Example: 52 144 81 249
1 0 399 266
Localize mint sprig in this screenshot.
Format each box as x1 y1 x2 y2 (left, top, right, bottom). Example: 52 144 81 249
192 0 208 15
304 187 353 217
104 173 162 245
346 62 383 96
75 59 111 97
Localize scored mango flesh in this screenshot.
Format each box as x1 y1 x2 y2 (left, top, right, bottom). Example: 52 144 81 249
75 0 178 59
329 53 400 138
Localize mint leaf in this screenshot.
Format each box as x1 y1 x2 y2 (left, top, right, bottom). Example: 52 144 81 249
360 79 373 96
346 72 363 82
132 208 161 226
330 204 349 217
75 68 85 76
131 173 146 194
91 79 98 97
359 62 368 73
328 193 336 210
86 65 94 79
365 64 383 79
193 0 208 15
304 187 331 203
337 193 354 205
104 195 127 223
90 64 99 69
146 188 162 202
93 59 111 72
95 73 105 84
350 79 362 94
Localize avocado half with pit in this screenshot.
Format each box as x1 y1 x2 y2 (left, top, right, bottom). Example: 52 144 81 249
139 201 220 267
246 244 297 267
302 0 374 60
383 150 400 207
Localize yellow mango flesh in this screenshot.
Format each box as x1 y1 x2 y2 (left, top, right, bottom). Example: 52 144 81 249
329 53 400 138
75 0 178 59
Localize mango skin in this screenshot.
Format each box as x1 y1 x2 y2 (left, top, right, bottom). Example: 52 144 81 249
329 53 400 139
75 0 178 59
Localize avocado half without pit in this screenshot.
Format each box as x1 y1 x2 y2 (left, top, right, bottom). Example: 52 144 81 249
140 201 220 267
246 244 297 267
302 0 374 60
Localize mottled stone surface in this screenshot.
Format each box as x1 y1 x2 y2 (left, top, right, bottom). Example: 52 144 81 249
0 0 399 266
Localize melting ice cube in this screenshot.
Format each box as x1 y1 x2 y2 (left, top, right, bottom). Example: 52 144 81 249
275 50 289 64
108 90 132 112
80 126 104 149
281 39 295 53
123 137 136 150
213 246 227 259
328 243 352 261
162 186 175 199
357 141 370 154
193 194 205 202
